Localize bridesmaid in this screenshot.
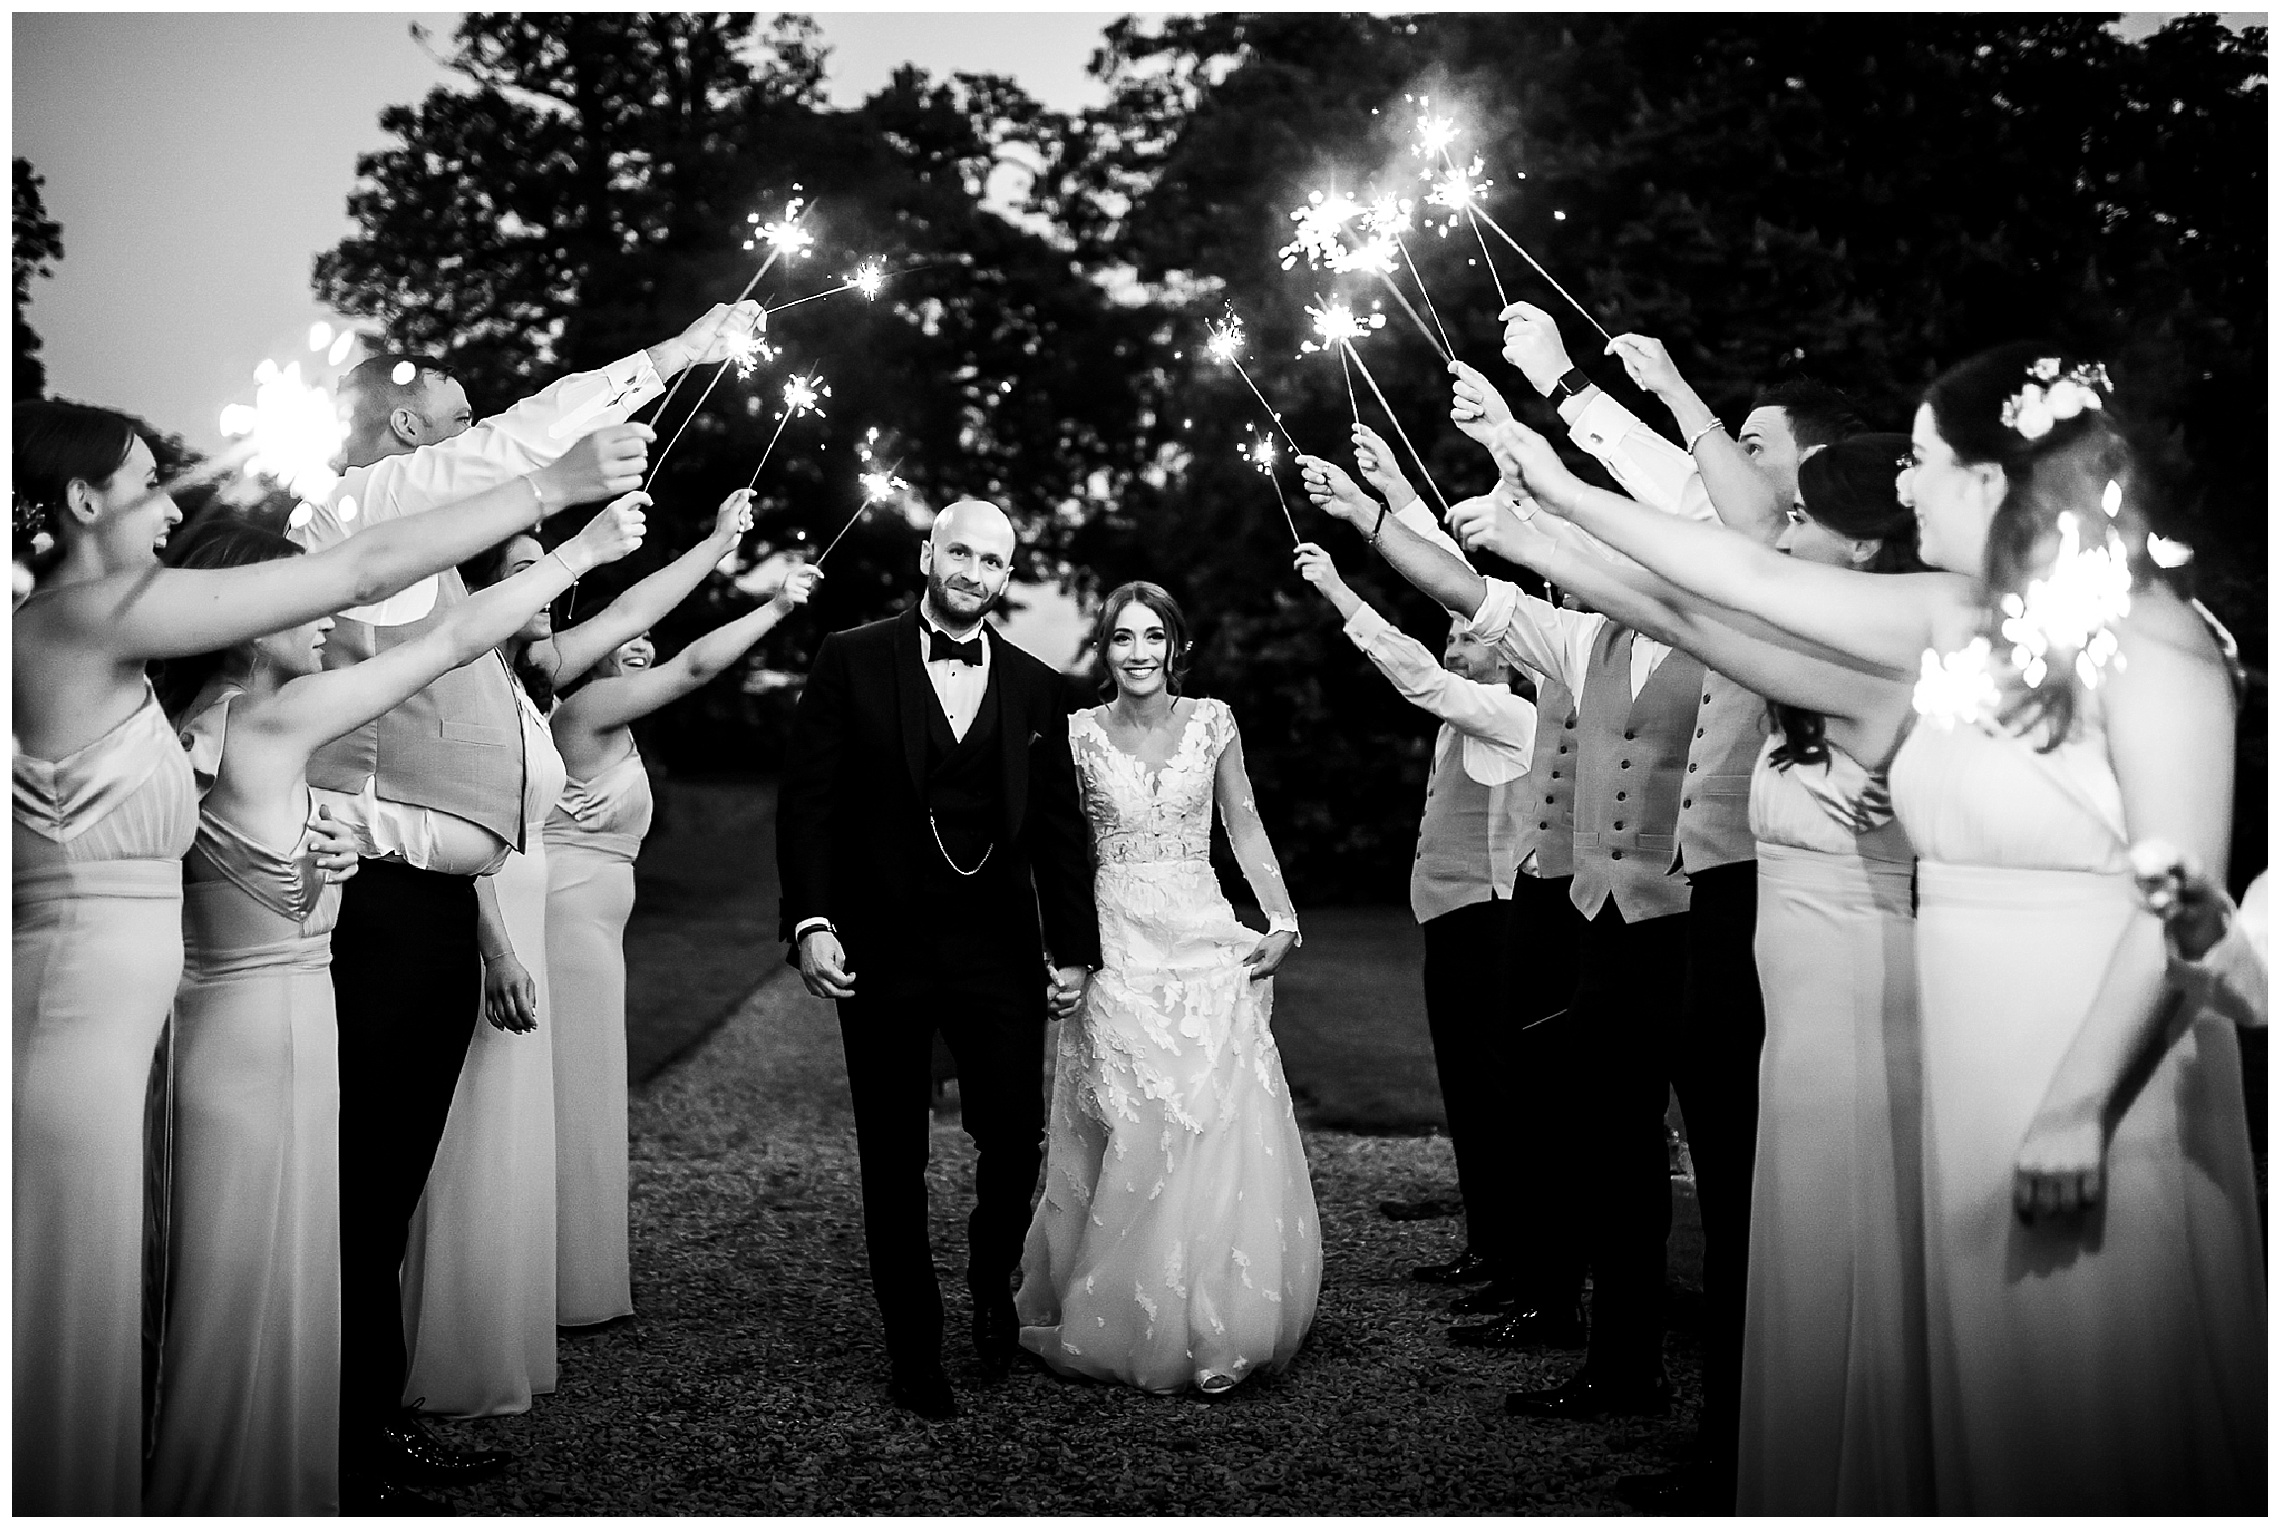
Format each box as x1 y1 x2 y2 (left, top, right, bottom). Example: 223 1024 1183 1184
10 399 642 1513
142 500 646 1514
1496 344 2263 1511
546 555 822 1327
400 489 763 1409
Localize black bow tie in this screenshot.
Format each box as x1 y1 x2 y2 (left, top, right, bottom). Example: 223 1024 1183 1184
928 629 985 667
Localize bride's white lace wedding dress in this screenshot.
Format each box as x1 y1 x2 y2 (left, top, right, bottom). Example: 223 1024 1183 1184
1014 697 1321 1394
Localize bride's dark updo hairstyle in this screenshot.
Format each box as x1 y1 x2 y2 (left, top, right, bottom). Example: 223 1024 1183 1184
1922 340 2164 747
1092 580 1191 700
1769 432 1923 768
12 400 144 583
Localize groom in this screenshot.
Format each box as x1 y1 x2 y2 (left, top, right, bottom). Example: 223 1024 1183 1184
778 499 1100 1419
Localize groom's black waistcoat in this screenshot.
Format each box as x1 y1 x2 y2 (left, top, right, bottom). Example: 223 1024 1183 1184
777 605 1101 995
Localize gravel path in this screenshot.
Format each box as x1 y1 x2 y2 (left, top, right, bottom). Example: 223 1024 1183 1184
438 969 1703 1515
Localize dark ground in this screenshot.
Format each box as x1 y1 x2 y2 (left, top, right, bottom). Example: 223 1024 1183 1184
408 773 1713 1513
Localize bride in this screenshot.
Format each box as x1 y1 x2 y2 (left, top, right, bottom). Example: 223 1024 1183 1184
1014 581 1321 1394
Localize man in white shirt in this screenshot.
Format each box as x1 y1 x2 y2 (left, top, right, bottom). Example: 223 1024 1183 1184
1293 526 1545 1330
296 301 762 1509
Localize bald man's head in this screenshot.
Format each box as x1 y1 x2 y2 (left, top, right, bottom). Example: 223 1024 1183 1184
920 498 1017 630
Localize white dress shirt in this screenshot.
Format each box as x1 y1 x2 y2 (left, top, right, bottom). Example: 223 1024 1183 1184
294 350 666 873
918 606 993 741
1341 604 1536 787
1459 581 1666 702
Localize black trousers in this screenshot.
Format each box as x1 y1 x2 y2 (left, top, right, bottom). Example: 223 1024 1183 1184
329 859 482 1457
1569 899 1692 1381
1420 899 1514 1257
837 977 1045 1373
1670 861 1767 1477
1485 874 1588 1304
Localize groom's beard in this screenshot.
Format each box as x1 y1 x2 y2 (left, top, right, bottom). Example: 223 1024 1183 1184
925 573 996 632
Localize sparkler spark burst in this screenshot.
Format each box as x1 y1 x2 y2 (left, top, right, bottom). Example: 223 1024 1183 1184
721 329 771 379
1364 194 1414 237
1205 315 1246 366
1912 638 2005 730
781 373 828 417
218 359 348 503
746 197 814 258
1997 510 2132 691
848 259 887 299
1425 155 1491 219
1238 428 1278 476
1278 190 1363 270
1332 231 1399 276
1298 300 1384 354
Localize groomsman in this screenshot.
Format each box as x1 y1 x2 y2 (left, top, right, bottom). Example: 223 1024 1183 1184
1309 462 1714 1416
294 303 761 1510
1290 523 1545 1323
1470 310 1868 1509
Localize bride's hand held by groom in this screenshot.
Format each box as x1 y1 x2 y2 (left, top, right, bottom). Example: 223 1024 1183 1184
797 928 857 1001
1046 964 1091 1020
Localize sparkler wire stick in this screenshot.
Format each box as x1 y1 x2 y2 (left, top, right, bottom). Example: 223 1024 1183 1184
743 411 797 492
1471 204 1614 344
1228 361 1305 456
1336 345 1361 422
1463 207 1512 308
1343 339 1450 514
1391 230 1457 359
645 361 738 487
1262 465 1302 544
1371 271 1450 363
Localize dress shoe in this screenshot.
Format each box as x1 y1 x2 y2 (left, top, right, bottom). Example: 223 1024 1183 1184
1446 1280 1521 1317
886 1365 959 1420
376 1408 513 1489
1504 1369 1672 1420
1615 1461 1732 1515
1409 1248 1496 1285
340 1475 453 1515
1448 1304 1588 1350
971 1293 1021 1381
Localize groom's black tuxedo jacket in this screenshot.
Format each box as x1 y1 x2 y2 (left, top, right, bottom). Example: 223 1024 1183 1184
776 606 1102 983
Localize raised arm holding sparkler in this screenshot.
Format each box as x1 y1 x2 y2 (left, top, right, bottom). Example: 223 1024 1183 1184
526 487 765 692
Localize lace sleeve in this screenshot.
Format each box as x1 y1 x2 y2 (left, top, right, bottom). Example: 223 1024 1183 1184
1210 703 1299 939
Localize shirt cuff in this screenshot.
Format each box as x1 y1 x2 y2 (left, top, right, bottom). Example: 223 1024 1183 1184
1566 390 1636 456
1453 577 1520 645
1392 499 1466 561
1341 603 1394 650
793 917 834 942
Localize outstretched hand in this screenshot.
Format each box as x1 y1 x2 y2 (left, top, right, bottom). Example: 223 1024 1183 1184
566 493 649 570
533 423 654 513
1497 301 1575 395
1447 359 1517 437
1297 455 1379 527
1350 424 1416 511
711 488 758 545
672 299 767 368
1603 333 1688 401
772 562 825 610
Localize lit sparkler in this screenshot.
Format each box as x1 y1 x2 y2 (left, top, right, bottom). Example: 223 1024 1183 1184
1408 96 1611 342
1203 311 1304 455
1304 298 1449 514
1240 425 1301 543
818 428 914 563
1278 188 1449 361
218 358 348 504
1997 510 2132 691
763 257 902 317
644 190 815 460
744 371 830 492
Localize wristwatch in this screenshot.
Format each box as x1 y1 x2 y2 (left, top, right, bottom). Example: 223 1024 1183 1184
1550 366 1590 400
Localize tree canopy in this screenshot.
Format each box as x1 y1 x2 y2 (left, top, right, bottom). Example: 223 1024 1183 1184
314 12 2267 898
14 156 65 399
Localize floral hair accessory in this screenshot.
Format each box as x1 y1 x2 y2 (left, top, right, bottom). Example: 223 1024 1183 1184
1999 359 2111 441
